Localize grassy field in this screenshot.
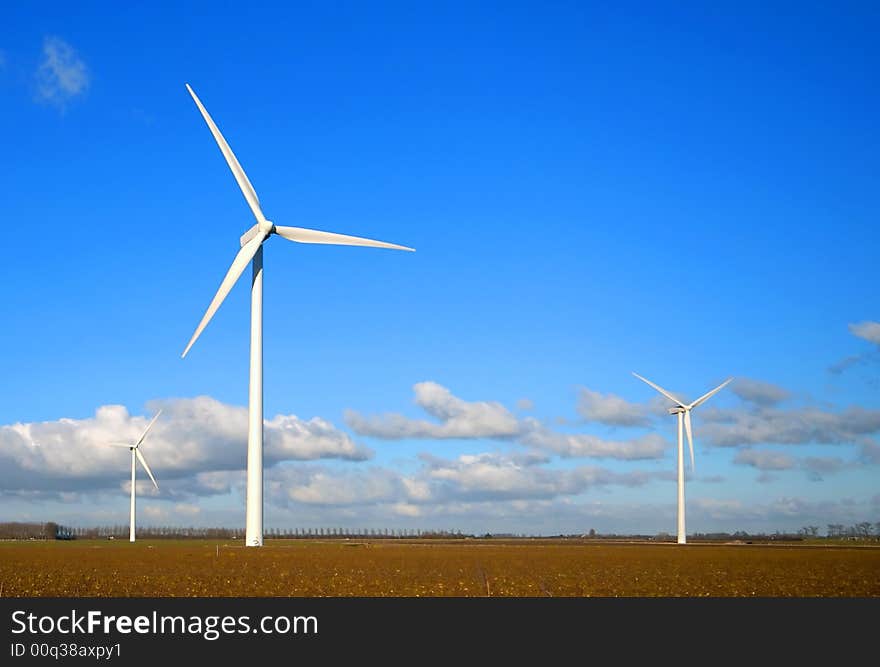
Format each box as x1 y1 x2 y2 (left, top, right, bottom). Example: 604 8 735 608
1 538 878 597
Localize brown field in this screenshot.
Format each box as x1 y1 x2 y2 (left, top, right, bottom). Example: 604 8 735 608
1 539 878 597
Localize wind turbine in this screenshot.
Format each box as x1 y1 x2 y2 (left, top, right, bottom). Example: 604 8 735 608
180 84 414 547
632 373 731 544
109 410 161 543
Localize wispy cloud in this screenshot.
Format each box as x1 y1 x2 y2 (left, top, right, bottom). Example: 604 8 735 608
829 355 867 375
802 456 846 481
829 320 880 375
733 448 849 481
850 321 880 345
35 36 89 109
730 378 790 407
733 448 796 471
515 398 534 411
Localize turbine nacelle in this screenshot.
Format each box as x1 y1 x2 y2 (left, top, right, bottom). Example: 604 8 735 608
667 406 686 415
240 222 271 248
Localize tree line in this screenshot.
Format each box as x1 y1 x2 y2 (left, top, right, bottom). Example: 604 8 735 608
1 521 878 541
0 522 466 540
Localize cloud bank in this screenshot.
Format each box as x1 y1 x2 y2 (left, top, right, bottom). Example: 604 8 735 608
0 396 369 494
2 369 877 533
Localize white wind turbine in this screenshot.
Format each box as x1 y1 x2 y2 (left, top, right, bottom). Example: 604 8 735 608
180 84 415 547
632 373 731 544
109 410 161 543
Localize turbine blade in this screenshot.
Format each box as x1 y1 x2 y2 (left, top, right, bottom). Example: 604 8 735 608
135 449 159 490
181 231 267 358
684 410 695 472
185 84 264 223
135 409 163 448
631 372 686 407
274 225 414 252
688 378 733 409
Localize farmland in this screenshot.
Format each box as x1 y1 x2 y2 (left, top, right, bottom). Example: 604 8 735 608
1 539 878 597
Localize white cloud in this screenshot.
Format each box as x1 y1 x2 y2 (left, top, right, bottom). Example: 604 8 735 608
0 396 369 494
420 452 669 501
347 382 667 460
268 467 404 506
261 452 671 512
576 388 649 426
35 36 89 108
144 503 201 521
345 382 520 439
733 448 849 481
699 404 880 448
518 420 667 460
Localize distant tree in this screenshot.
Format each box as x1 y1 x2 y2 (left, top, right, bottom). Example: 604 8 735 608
856 522 872 538
827 524 842 538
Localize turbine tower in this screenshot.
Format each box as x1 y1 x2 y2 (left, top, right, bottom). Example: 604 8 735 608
181 84 414 547
632 373 731 544
110 410 161 542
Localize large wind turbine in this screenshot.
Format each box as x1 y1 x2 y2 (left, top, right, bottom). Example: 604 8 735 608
180 84 414 547
109 410 161 543
632 373 731 544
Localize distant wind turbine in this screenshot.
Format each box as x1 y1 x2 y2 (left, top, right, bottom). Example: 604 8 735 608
109 410 161 543
632 373 731 544
180 84 414 547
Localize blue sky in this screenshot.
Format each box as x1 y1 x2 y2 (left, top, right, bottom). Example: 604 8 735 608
1 2 878 535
